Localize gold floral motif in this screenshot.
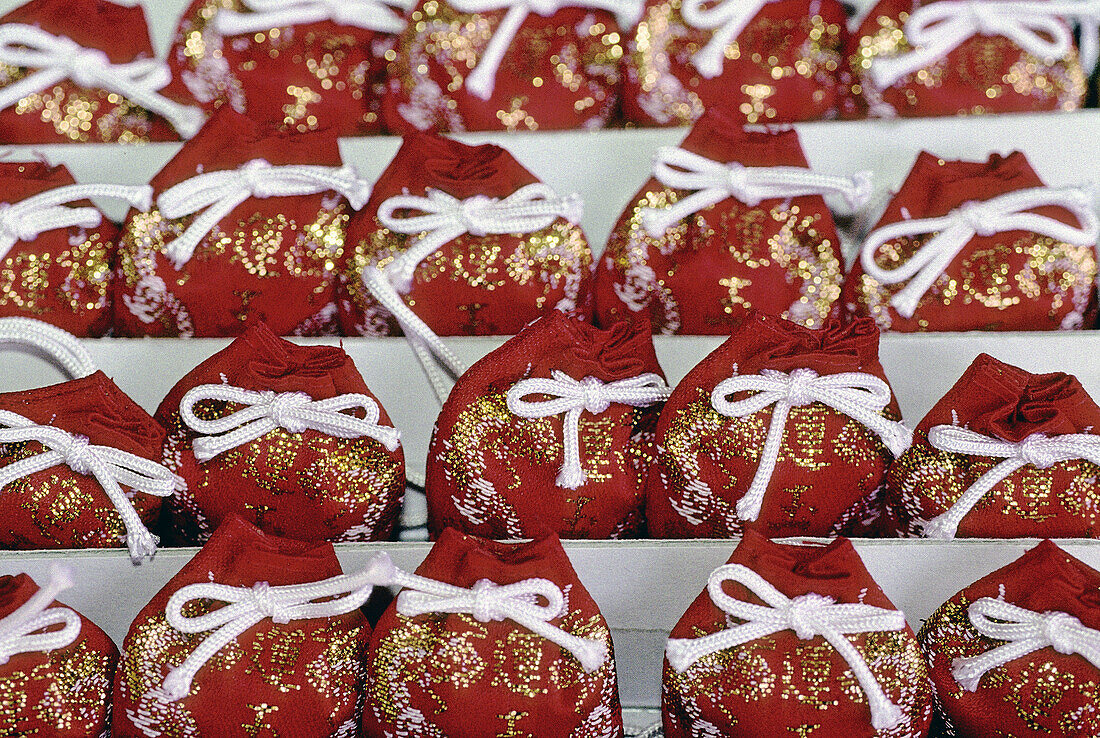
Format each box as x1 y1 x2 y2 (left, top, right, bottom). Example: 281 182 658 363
0 641 112 734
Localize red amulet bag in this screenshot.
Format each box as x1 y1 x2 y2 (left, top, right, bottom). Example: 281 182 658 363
0 370 167 551
844 151 1098 332
165 0 398 136
339 133 594 337
362 528 623 737
0 0 199 143
622 0 849 126
0 163 119 336
646 312 907 538
156 322 405 545
381 0 628 132
113 108 368 338
663 531 934 737
849 0 1088 118
883 353 1100 539
112 515 372 738
595 112 847 335
0 571 119 738
918 540 1100 736
426 312 666 540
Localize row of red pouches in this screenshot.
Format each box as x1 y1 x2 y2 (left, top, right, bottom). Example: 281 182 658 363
427 308 1100 542
6 517 1100 737
0 317 405 561
0 0 1098 142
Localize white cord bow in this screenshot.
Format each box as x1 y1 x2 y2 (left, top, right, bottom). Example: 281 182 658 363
859 186 1100 320
0 316 97 379
446 0 644 100
159 552 397 701
156 158 372 269
506 370 670 489
363 183 583 405
921 425 1100 539
665 563 907 730
711 367 912 522
641 147 873 239
952 596 1100 691
179 383 401 461
0 410 181 562
679 0 780 78
869 1 1100 89
0 24 205 138
214 0 407 35
0 565 81 665
0 182 152 263
396 572 608 672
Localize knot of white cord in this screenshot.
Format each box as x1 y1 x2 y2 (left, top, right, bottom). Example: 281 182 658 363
666 563 907 730
0 317 97 379
679 0 781 78
446 0 643 100
214 0 407 35
0 409 182 562
0 182 153 262
395 573 608 672
921 425 1100 539
157 159 371 269
159 552 397 702
0 24 205 138
641 147 872 239
0 564 81 665
506 370 670 489
179 383 401 462
951 596 1100 692
869 1 1100 88
860 185 1099 319
711 367 912 522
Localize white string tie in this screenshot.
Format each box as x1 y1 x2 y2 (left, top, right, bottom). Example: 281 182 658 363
446 0 644 99
666 563 907 730
214 0 407 35
679 0 781 78
0 317 97 379
0 410 182 562
0 24 206 138
0 564 81 665
951 596 1100 691
859 186 1100 320
178 383 401 462
157 159 372 269
641 147 872 239
159 552 397 702
711 367 912 522
870 1 1100 89
506 370 670 489
395 572 608 672
921 425 1100 539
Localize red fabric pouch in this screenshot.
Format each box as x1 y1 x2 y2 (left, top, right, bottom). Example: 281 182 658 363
0 567 119 738
113 107 371 338
363 528 623 737
883 353 1100 539
381 0 633 132
622 0 849 126
0 0 204 143
919 540 1100 736
646 312 911 538
112 515 375 738
0 162 153 336
164 0 405 137
849 0 1089 118
426 311 667 540
155 321 405 545
596 110 858 335
663 531 933 737
844 151 1099 332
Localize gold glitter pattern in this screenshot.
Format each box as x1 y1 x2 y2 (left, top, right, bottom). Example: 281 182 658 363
0 641 113 735
0 230 111 329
